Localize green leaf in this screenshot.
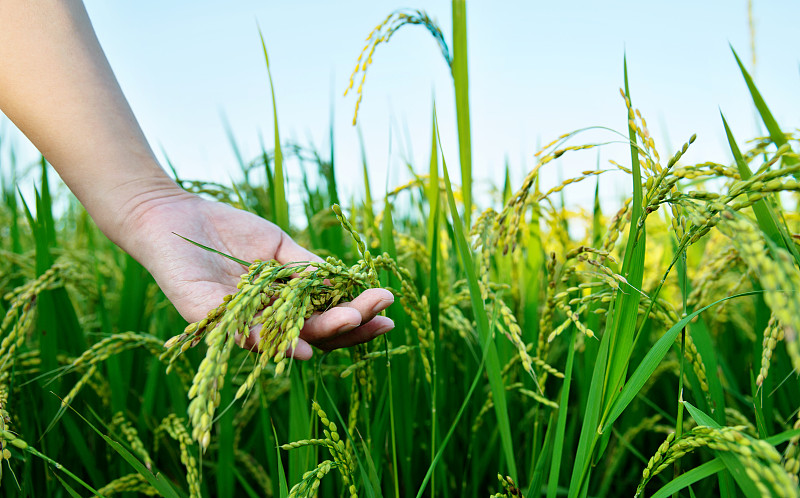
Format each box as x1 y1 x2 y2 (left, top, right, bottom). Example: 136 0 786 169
546 326 577 498
683 402 764 498
602 290 761 432
452 0 472 227
650 458 726 498
730 45 794 164
259 26 289 231
721 111 800 267
272 423 290 498
53 472 87 498
438 115 517 481
415 295 498 498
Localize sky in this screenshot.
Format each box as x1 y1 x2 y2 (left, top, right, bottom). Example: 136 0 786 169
2 0 799 211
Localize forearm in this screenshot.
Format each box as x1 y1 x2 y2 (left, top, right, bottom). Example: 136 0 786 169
0 0 180 248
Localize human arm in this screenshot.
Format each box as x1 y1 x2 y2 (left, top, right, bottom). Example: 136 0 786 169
0 0 393 358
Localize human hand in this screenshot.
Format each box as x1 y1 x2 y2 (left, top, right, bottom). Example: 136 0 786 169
119 188 394 359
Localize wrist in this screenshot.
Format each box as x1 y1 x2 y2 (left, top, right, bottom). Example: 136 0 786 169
92 170 193 257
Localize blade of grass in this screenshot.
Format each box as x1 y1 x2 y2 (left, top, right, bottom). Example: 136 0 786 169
171 232 252 266
358 127 375 230
18 443 104 498
601 290 761 431
415 294 498 498
603 53 647 410
721 112 800 266
650 459 726 498
730 45 795 166
546 326 577 498
216 379 235 498
221 112 248 172
426 111 442 498
288 366 311 486
258 26 289 231
53 472 87 498
451 0 472 227
570 55 646 497
232 466 262 498
78 406 181 498
526 411 557 498
682 401 762 498
765 428 800 446
438 120 517 481
271 422 290 498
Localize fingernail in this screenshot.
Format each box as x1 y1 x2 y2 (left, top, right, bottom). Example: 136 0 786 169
336 322 357 334
371 296 394 314
374 318 394 336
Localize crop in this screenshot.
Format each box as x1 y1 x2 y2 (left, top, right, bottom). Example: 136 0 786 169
1 4 799 498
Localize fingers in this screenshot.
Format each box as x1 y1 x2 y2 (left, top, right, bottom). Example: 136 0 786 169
236 325 314 360
300 288 394 343
314 315 394 351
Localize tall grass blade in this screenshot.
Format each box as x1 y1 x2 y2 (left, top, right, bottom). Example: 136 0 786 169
53 472 88 498
730 45 795 167
438 122 517 480
682 402 762 498
288 366 311 485
415 298 497 498
258 26 289 231
272 423 290 498
546 326 576 498
602 291 761 431
650 459 726 498
604 53 647 406
216 380 235 497
451 0 472 226
569 55 647 497
721 111 800 266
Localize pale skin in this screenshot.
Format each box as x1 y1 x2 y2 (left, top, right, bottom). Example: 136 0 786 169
0 0 394 359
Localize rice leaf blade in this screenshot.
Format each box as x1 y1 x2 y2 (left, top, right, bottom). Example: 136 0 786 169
650 458 726 498
682 402 763 498
721 112 800 267
259 26 289 231
452 0 472 226
438 124 517 481
546 326 577 498
602 290 760 431
730 45 794 164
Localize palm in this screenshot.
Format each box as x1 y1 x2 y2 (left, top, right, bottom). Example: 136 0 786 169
129 194 394 359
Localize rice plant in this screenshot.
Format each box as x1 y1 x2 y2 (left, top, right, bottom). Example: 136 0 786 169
1 4 799 498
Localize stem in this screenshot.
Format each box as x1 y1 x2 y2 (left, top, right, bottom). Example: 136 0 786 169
384 335 400 498
673 249 688 497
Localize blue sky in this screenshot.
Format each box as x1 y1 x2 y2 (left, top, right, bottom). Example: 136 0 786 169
3 1 799 210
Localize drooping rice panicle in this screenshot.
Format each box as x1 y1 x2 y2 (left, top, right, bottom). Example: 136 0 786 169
111 412 153 471
636 426 796 497
282 401 357 498
235 449 273 495
156 414 202 498
345 9 450 125
757 315 785 388
783 415 800 485
96 473 158 497
681 330 712 409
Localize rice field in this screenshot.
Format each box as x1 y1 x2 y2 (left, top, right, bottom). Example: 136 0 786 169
1 5 800 498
